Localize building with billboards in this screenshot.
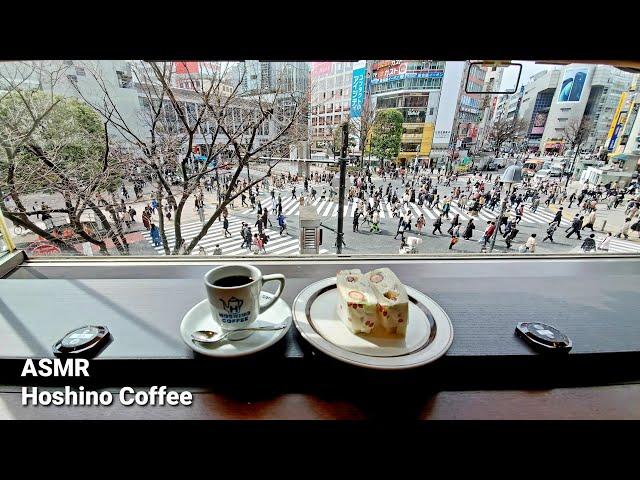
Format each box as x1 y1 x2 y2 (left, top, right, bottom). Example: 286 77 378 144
516 69 560 151
540 64 594 153
369 60 445 163
309 62 355 153
582 66 635 153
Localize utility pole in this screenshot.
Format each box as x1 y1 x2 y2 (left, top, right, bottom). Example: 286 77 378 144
335 122 349 254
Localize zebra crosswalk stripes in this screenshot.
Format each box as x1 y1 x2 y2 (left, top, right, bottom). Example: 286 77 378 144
142 219 329 256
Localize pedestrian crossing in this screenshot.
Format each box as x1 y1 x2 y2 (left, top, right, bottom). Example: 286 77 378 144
238 194 640 252
242 194 577 227
142 218 329 256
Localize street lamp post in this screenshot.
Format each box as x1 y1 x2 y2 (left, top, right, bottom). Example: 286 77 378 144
489 164 523 253
335 122 349 254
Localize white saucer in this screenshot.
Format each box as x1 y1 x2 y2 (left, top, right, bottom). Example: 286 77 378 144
293 277 454 370
180 292 292 358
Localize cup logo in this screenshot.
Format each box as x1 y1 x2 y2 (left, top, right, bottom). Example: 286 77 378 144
220 296 244 313
218 296 250 325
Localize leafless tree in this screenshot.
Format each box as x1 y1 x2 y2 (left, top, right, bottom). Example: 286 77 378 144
73 61 307 255
0 61 130 255
349 96 375 167
562 118 592 153
487 117 527 157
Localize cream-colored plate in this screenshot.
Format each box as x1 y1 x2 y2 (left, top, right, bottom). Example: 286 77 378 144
180 292 291 358
293 277 453 370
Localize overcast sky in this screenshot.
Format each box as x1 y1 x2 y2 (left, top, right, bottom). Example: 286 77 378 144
499 60 553 92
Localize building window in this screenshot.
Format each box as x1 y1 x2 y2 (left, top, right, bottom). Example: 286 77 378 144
116 70 133 88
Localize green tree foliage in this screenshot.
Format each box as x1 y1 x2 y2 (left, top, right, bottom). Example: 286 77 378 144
371 109 403 162
1 91 114 195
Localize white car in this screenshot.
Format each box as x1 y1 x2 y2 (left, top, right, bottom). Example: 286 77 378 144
534 169 550 180
549 166 563 177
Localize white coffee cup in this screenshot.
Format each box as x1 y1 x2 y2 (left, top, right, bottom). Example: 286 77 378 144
204 264 285 340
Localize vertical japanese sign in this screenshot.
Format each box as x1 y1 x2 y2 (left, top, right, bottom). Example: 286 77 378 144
350 61 366 118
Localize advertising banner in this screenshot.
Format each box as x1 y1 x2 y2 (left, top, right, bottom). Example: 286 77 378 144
557 67 589 103
350 63 366 118
531 112 548 135
312 62 332 77
175 62 200 74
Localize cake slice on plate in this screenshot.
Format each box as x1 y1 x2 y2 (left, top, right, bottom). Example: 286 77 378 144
365 268 409 337
336 269 378 334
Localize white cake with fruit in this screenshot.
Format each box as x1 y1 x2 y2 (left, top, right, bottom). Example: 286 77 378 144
336 268 409 338
365 268 409 337
336 269 378 334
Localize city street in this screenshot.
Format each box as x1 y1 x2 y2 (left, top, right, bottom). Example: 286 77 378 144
138 169 640 256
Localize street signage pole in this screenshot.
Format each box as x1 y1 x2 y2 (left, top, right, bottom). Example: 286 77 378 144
336 122 349 254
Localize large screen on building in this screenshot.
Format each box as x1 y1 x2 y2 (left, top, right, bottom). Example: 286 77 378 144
531 112 548 134
557 67 588 103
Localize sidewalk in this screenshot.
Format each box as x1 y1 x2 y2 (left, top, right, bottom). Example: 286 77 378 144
547 201 640 243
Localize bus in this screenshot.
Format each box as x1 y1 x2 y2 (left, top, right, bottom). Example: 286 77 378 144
522 159 545 177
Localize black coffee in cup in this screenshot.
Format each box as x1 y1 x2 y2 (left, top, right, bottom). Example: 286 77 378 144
213 275 253 288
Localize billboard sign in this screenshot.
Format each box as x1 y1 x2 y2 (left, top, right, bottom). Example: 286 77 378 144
557 67 589 103
531 112 548 135
433 61 465 145
175 61 200 74
350 61 366 118
312 62 332 77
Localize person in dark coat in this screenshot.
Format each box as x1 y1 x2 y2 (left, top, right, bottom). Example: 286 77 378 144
549 207 563 228
432 214 443 235
255 216 264 235
566 216 583 239
447 213 460 234
462 218 475 240
223 216 231 238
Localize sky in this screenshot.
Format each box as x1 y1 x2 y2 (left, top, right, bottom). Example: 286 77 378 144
499 60 553 93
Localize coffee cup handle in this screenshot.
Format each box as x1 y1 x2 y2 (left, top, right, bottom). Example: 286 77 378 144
259 274 285 314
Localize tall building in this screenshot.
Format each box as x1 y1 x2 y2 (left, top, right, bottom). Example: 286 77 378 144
370 60 446 163
234 61 309 96
582 66 635 152
475 66 504 152
309 62 354 152
540 64 634 153
516 69 561 152
454 62 487 150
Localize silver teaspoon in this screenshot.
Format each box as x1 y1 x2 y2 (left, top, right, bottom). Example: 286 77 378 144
191 325 287 344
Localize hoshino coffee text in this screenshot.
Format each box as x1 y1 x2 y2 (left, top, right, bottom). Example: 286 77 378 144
22 386 193 406
21 360 192 406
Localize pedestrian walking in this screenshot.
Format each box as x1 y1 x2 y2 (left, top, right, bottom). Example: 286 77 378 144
150 223 161 247
566 216 584 239
581 210 597 231
370 210 380 233
523 233 537 253
616 217 631 239
448 234 459 250
462 218 475 240
432 214 443 235
416 214 425 235
542 223 557 243
581 234 597 252
223 216 231 238
598 232 612 252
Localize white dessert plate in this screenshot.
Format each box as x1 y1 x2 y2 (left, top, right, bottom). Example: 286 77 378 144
292 277 453 370
180 292 292 358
